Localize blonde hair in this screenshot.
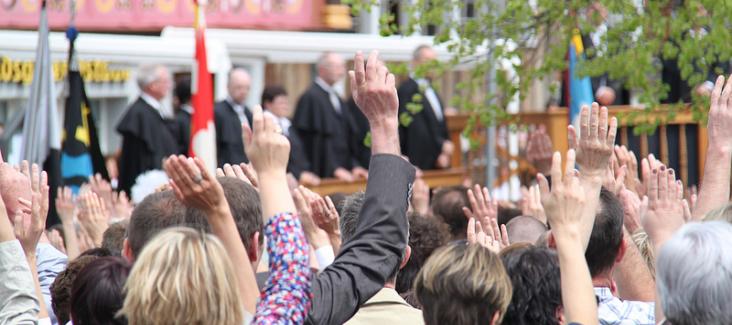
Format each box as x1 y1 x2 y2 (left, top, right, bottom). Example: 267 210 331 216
415 242 513 325
119 227 243 325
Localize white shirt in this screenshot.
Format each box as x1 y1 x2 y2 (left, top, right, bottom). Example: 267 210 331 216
594 287 655 325
227 97 250 128
315 77 342 114
140 92 164 117
415 78 444 121
264 110 292 137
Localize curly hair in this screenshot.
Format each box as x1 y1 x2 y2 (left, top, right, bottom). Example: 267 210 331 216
395 213 450 295
500 244 562 325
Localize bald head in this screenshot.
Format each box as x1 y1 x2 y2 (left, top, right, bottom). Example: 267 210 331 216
506 216 548 244
228 68 251 105
316 52 346 86
0 164 31 218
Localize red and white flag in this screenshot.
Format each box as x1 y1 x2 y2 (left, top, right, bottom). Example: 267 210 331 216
190 0 216 171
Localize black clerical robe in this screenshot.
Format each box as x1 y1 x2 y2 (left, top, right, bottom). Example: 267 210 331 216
286 126 312 179
345 98 372 169
214 100 252 167
174 107 192 155
292 83 360 178
116 97 179 194
397 78 449 170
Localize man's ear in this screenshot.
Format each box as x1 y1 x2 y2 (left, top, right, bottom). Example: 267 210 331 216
546 230 557 249
555 305 565 324
400 245 412 270
615 235 628 263
247 231 261 264
490 311 501 325
122 238 134 263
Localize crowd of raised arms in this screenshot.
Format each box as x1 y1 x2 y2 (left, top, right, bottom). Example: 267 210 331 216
2 51 732 325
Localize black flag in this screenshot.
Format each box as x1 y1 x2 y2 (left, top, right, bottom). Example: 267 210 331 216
61 32 109 192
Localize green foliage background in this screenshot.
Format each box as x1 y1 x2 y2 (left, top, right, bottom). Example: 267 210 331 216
343 0 730 134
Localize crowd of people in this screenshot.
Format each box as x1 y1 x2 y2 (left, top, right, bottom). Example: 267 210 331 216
1 49 732 325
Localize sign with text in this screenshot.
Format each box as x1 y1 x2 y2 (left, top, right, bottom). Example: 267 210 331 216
0 0 317 31
0 56 130 84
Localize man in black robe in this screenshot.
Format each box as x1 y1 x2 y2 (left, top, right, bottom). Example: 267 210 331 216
261 85 321 185
173 76 192 155
292 52 368 181
215 67 252 167
397 45 453 170
116 64 179 194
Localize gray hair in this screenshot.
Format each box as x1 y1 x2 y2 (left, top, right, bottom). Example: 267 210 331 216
136 64 166 90
412 44 433 62
703 203 732 223
316 52 338 71
657 221 732 325
339 192 365 243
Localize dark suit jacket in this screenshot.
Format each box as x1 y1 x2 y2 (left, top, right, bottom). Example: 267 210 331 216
293 83 361 177
174 108 192 155
306 154 415 325
397 78 448 170
214 100 252 167
286 126 312 179
116 97 179 194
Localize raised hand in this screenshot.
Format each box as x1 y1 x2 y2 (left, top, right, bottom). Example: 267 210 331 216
216 163 259 190
462 184 498 231
77 192 109 247
568 103 618 179
293 188 330 248
15 163 49 254
708 75 732 152
55 186 76 224
312 196 341 239
349 50 400 155
618 187 643 234
527 126 554 175
603 160 627 196
615 145 641 193
642 167 686 249
110 190 133 221
410 177 430 216
165 155 226 215
537 150 590 247
88 173 114 209
242 105 291 177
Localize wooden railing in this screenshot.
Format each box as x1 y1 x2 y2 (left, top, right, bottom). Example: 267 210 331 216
494 106 707 187
308 115 471 196
308 105 708 195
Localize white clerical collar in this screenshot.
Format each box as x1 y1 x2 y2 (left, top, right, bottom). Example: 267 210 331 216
180 103 193 115
315 77 336 94
264 110 291 136
140 92 163 116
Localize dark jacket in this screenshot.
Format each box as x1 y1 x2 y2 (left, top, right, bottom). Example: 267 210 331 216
116 97 179 194
397 78 448 170
214 100 252 167
305 154 415 324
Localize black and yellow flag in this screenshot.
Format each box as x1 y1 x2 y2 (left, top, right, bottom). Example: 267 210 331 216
61 31 108 192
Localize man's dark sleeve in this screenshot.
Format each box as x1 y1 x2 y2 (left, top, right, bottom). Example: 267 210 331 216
306 154 415 325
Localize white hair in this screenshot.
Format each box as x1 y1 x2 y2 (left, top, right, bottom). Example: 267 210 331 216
657 221 732 325
136 64 165 90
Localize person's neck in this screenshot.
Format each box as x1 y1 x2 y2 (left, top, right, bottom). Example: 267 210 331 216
383 280 396 289
592 270 617 295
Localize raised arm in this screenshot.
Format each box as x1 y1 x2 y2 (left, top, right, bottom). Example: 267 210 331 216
244 105 312 324
164 155 259 314
539 150 599 325
694 75 732 219
306 51 415 325
0 177 40 324
568 103 617 249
